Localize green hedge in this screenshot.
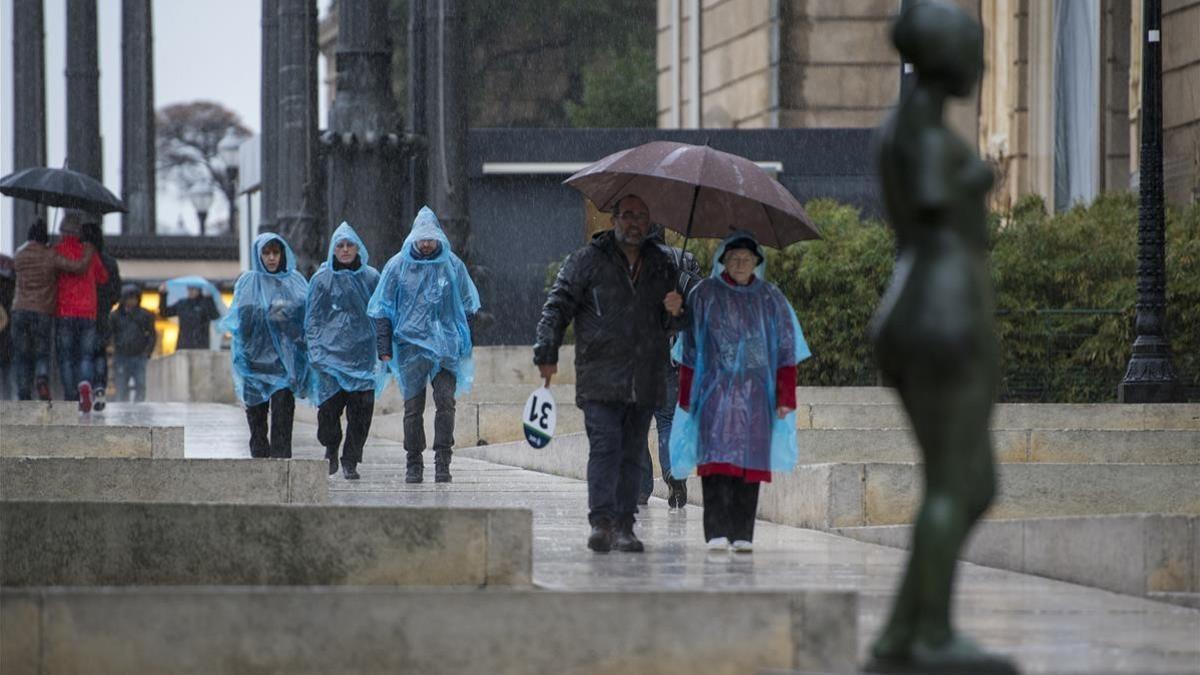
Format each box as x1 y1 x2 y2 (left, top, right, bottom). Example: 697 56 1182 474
545 193 1198 401
770 193 1198 401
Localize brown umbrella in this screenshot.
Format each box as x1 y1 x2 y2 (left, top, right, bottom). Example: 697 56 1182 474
564 141 819 249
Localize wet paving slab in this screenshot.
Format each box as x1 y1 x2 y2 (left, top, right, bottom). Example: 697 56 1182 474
162 402 1200 674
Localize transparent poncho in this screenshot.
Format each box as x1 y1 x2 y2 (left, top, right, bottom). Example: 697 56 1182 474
669 230 812 478
305 222 388 405
367 207 481 400
220 233 311 407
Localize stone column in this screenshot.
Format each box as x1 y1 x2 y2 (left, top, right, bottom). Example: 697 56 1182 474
65 0 102 180
260 0 280 233
424 0 470 260
406 0 428 227
322 0 408 262
121 0 155 234
12 0 48 230
276 0 321 274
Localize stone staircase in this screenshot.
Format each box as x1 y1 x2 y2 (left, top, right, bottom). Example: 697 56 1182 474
0 361 858 674
455 375 1200 608
133 347 1200 609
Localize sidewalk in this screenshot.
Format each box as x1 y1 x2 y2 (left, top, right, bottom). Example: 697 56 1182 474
173 402 1200 674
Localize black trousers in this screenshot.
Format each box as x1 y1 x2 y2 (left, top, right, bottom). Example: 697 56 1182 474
701 474 762 542
581 401 655 528
403 370 456 454
245 389 295 458
317 389 375 466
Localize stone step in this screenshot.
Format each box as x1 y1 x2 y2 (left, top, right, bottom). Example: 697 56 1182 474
1146 592 1200 609
833 514 1199 601
801 401 1200 431
0 586 856 674
0 424 184 459
797 428 1200 464
1 501 531 587
371 383 579 411
467 425 1200 488
400 393 1200 447
767 462 1200 529
0 458 327 504
460 438 1200 529
297 400 587 448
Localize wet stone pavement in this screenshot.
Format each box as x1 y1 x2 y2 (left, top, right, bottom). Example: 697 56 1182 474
138 402 1200 673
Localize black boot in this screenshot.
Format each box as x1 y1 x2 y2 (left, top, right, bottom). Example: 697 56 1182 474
668 478 688 510
434 450 452 483
613 521 645 553
405 452 423 483
342 462 360 480
325 447 339 476
587 521 614 553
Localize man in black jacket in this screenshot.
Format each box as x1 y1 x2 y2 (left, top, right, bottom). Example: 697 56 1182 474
158 282 220 350
110 284 156 401
535 194 685 553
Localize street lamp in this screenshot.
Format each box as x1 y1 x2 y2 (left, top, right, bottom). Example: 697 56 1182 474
189 185 214 236
1118 0 1181 402
218 131 241 234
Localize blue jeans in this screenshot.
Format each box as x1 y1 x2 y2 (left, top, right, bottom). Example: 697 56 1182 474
56 317 97 399
641 367 680 495
11 310 53 399
112 355 148 402
581 401 655 527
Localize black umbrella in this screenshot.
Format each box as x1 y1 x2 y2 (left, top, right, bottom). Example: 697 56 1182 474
0 166 126 214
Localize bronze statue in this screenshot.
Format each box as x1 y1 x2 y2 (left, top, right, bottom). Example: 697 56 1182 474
866 2 1017 673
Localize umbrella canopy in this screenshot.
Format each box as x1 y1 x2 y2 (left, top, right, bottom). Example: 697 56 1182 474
564 141 819 249
0 166 126 214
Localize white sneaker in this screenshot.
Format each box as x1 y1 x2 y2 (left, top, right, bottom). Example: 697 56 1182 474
706 537 730 551
731 539 753 553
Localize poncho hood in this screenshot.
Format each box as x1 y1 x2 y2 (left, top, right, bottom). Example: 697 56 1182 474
252 233 296 274
325 221 371 270
711 229 767 281
367 206 482 400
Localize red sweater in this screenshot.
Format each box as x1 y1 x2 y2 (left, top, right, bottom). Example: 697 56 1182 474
678 272 798 483
55 236 109 319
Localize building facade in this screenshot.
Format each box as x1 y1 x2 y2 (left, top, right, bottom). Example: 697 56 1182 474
657 0 1200 209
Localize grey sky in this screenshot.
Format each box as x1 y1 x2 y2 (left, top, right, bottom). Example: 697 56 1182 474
0 0 278 254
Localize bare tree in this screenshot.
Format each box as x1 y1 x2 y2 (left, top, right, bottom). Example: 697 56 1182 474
156 101 251 232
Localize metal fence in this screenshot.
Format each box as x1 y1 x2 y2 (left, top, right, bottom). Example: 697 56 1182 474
994 308 1126 402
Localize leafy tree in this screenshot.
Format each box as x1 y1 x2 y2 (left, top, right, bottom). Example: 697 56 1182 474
155 101 252 231
565 46 657 128
765 200 895 387
387 0 656 127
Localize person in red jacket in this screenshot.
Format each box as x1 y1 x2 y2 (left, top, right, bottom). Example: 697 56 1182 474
55 211 109 411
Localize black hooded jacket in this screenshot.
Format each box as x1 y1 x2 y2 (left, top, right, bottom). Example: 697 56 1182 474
534 230 686 407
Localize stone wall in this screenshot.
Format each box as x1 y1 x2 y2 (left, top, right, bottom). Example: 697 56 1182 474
661 0 1198 208
1162 0 1200 204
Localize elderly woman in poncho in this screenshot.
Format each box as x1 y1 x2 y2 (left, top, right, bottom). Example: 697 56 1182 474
670 230 811 553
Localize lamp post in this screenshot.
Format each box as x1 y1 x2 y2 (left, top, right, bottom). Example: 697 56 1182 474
189 186 214 236
1118 0 1181 403
218 131 241 234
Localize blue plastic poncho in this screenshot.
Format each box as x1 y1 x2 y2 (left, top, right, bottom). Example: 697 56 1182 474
669 230 812 478
304 222 389 405
220 233 311 406
367 206 481 400
164 275 228 351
